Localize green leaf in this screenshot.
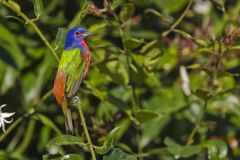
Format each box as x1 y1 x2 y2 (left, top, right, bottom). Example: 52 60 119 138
144 48 161 71
144 9 171 23
148 87 186 113
111 0 123 9
120 3 135 22
0 150 25 160
193 39 208 47
127 30 159 39
97 101 119 121
20 72 37 103
103 148 137 160
132 54 145 67
38 126 51 151
91 87 108 101
91 48 107 63
54 27 67 49
173 29 192 39
88 23 108 34
100 59 129 85
47 135 84 147
135 109 158 123
34 114 62 135
20 56 54 103
114 118 131 141
164 137 203 158
152 0 188 14
43 154 84 160
141 116 170 148
33 0 44 17
211 0 225 12
107 94 131 111
124 38 144 50
192 89 210 100
94 127 120 154
0 24 25 69
61 154 84 160
204 140 228 160
140 40 158 53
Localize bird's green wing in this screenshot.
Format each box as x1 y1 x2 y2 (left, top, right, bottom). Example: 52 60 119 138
58 48 87 98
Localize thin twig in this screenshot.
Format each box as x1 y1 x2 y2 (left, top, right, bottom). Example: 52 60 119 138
75 97 97 160
126 55 139 111
162 0 193 37
0 116 23 142
42 89 53 101
186 100 208 145
135 147 168 158
0 1 60 62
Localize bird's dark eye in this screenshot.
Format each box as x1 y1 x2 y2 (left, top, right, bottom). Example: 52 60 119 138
75 31 81 37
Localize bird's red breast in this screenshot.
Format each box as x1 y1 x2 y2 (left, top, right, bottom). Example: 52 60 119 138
81 40 91 78
53 71 67 104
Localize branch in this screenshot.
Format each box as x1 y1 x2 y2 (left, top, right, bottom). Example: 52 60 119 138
162 0 193 37
0 0 60 62
186 100 208 145
75 97 97 160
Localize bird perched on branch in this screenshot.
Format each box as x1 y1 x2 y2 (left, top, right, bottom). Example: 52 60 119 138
53 27 91 134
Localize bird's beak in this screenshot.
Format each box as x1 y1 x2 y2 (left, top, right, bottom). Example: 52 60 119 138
83 32 91 38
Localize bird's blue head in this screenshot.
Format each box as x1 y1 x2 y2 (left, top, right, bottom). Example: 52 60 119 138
64 27 91 50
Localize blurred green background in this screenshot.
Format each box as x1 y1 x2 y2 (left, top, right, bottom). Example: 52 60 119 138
0 0 240 159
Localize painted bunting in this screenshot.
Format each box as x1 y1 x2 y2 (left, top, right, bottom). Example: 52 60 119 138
53 27 91 134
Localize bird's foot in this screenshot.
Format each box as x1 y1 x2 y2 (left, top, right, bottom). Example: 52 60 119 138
73 96 81 106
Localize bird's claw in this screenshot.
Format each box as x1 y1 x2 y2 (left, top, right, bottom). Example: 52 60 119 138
73 96 81 106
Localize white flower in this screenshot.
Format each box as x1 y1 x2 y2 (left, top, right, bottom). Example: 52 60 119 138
180 66 191 96
0 104 15 132
193 0 210 15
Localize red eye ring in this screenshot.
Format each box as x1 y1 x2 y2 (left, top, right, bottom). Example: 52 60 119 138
75 31 81 37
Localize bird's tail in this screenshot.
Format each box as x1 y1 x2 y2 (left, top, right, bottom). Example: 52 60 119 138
62 98 74 134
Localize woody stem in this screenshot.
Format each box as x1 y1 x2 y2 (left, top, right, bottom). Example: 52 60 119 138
76 98 96 160
0 0 60 62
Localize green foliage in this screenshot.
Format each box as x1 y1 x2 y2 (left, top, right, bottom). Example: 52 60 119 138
43 154 84 160
165 138 228 159
94 127 120 154
34 114 62 135
164 137 203 158
33 0 43 18
54 27 67 49
0 0 240 159
120 3 135 22
103 148 137 160
206 140 228 160
124 38 144 50
135 109 158 123
47 135 84 147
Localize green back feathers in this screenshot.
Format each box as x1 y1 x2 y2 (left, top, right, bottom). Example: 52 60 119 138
58 48 86 97
58 48 81 72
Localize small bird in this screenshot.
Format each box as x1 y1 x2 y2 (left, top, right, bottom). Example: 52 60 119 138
53 27 91 134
